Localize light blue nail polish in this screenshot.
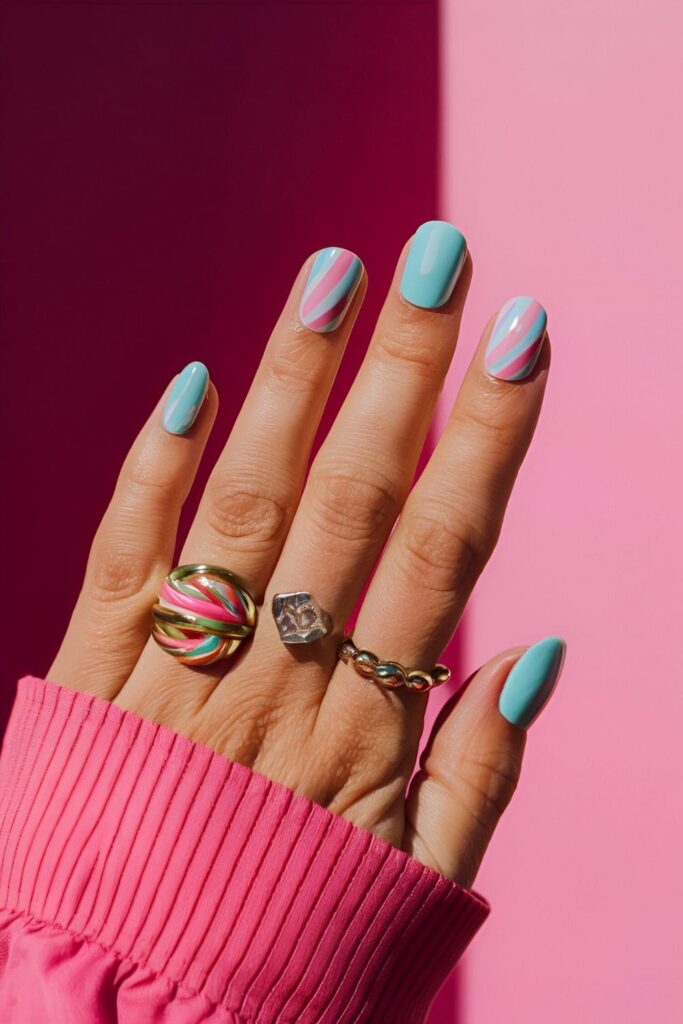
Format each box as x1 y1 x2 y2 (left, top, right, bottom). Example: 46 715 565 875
400 220 467 309
498 637 567 729
163 361 209 435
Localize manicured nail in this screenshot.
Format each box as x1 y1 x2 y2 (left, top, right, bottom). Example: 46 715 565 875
299 247 363 334
498 637 566 729
400 220 467 309
163 361 209 435
485 296 547 381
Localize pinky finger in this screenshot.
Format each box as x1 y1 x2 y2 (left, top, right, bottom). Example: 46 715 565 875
49 362 217 699
403 638 566 888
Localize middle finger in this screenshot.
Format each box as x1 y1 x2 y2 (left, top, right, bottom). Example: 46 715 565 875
257 221 470 690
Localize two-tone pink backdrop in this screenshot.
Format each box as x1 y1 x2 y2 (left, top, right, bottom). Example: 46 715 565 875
1 2 681 1021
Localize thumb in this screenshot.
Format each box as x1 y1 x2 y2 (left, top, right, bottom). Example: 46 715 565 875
403 638 566 889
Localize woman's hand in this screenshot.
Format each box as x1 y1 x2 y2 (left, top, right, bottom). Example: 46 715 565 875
48 223 563 890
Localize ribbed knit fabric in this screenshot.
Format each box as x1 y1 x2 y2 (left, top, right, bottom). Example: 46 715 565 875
0 677 489 1023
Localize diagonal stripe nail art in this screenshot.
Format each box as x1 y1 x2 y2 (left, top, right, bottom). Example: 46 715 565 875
299 247 363 334
485 296 548 381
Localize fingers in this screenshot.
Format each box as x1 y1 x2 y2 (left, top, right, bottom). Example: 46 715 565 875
179 249 365 596
262 223 471 683
346 298 550 686
403 639 566 887
49 364 217 699
117 248 365 710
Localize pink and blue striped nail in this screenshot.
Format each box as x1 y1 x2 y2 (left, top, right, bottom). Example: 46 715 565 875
299 247 363 334
485 297 548 381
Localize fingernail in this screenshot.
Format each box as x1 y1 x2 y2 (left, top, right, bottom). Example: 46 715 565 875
400 220 467 309
299 247 363 334
498 637 566 729
485 296 547 381
163 361 209 435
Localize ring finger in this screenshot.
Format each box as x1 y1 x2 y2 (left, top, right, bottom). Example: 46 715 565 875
331 296 550 723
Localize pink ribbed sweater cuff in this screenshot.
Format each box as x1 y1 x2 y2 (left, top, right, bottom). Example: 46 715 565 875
0 677 489 1022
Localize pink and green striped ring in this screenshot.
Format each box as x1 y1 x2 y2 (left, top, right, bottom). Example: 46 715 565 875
151 564 257 667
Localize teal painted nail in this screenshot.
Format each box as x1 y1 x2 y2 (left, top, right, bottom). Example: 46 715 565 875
163 361 209 435
400 220 467 309
498 637 567 729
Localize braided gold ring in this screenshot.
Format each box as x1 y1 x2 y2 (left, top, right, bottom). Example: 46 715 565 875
338 637 450 692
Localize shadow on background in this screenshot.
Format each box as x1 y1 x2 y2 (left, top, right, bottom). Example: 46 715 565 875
0 1 462 1019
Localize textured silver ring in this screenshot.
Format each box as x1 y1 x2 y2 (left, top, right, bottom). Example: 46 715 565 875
272 591 333 644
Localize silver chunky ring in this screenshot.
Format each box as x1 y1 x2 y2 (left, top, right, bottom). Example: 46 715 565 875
272 591 333 644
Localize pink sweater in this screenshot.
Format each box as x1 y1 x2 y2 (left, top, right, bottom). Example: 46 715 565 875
0 678 489 1022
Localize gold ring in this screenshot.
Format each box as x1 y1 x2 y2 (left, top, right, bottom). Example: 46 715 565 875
338 637 450 692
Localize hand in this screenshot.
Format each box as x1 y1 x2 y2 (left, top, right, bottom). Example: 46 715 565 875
49 225 563 890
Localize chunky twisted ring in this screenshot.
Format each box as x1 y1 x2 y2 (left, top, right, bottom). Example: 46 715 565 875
338 637 450 692
151 564 257 667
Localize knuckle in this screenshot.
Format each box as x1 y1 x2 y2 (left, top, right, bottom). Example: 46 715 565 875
374 321 448 380
307 460 401 545
205 478 296 551
451 399 519 454
398 505 491 595
458 749 521 824
120 451 182 503
262 335 325 397
86 467 182 606
87 537 156 602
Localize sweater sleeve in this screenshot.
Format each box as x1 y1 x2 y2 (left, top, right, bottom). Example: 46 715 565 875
0 677 489 1023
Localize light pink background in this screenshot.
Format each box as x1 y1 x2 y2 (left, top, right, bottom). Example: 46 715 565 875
428 1 683 1020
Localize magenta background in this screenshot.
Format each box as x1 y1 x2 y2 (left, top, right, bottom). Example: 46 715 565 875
2 2 681 1022
0 2 438 693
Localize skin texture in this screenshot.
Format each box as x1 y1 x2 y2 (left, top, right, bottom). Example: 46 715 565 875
49 237 551 890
